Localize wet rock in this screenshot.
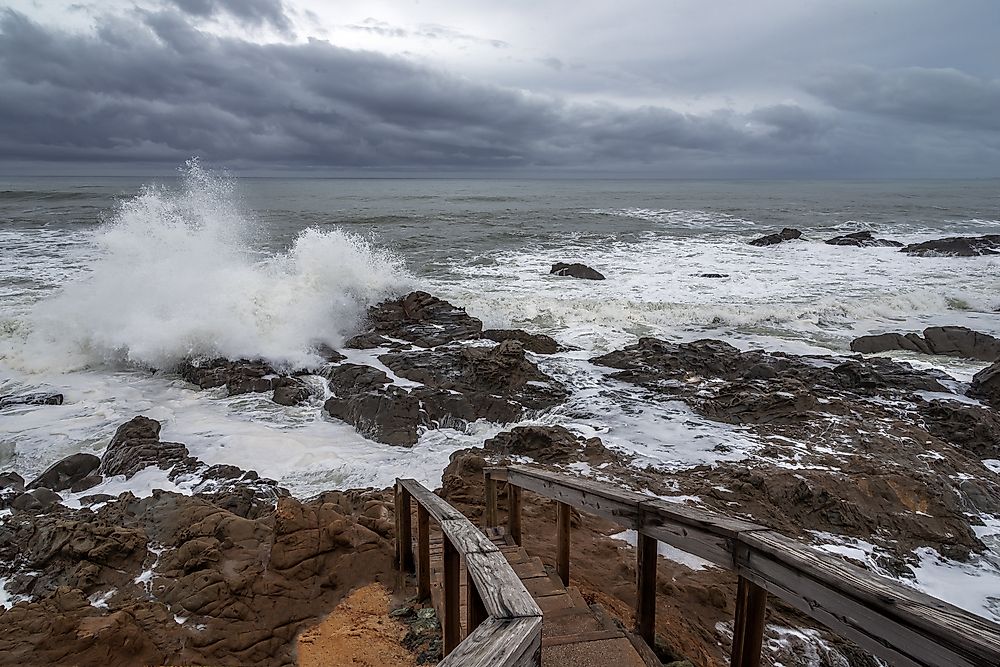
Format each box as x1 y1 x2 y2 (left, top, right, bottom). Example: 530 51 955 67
482 329 560 354
99 416 189 478
178 358 277 392
353 291 482 348
852 326 1000 362
0 471 25 507
10 487 62 512
824 231 902 247
325 388 420 447
0 392 63 409
324 363 391 393
311 343 346 362
550 262 606 280
483 425 608 464
901 234 1000 257
918 400 1000 459
80 493 114 507
969 361 1000 409
698 273 729 278
272 377 310 406
749 228 801 247
27 453 101 492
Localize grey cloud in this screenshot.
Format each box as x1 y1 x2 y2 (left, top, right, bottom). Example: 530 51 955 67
0 8 997 177
341 18 508 48
167 0 291 33
806 65 1000 132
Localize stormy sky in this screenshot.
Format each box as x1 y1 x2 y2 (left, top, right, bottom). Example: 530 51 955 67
1 0 999 177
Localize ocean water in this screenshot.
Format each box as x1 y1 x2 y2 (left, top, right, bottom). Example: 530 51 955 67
1 166 1000 618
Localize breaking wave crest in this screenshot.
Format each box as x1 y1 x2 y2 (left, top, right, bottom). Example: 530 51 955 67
20 161 412 370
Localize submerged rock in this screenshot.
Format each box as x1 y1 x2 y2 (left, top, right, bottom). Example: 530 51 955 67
901 234 1000 257
272 377 311 406
0 392 63 409
550 262 606 280
482 329 560 354
749 228 801 247
852 326 1000 362
824 231 902 247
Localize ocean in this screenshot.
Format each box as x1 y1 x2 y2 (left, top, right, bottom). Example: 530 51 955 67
2 164 1000 621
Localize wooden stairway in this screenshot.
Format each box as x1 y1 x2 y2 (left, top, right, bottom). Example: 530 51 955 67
424 526 652 666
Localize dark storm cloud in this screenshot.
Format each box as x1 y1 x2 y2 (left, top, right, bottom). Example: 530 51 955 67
166 0 291 33
0 7 997 176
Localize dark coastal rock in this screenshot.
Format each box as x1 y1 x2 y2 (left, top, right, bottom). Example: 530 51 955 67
351 291 482 349
1 471 26 508
901 234 1000 257
27 453 101 492
178 357 279 395
0 392 64 409
852 326 1000 362
325 388 420 447
10 487 62 512
323 340 568 446
482 329 560 354
272 377 311 406
550 262 606 280
918 400 1000 459
698 273 729 278
483 425 607 464
99 416 189 478
749 228 801 247
969 361 1000 409
824 231 902 247
311 343 346 363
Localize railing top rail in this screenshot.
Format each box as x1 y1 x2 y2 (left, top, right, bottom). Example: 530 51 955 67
490 465 1000 667
396 478 542 621
438 616 542 667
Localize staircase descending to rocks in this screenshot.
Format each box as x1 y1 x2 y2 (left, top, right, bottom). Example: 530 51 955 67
424 526 652 666
396 467 1000 667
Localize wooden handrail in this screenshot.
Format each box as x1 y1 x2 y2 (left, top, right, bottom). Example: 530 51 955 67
395 478 543 666
486 464 1000 667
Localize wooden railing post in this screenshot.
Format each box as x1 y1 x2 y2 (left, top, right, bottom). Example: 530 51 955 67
508 484 523 546
466 570 488 636
443 536 462 655
397 484 413 573
417 504 431 601
730 576 767 667
556 501 571 586
484 472 498 528
636 532 657 645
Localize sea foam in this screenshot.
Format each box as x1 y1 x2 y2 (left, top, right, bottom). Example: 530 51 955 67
18 161 411 371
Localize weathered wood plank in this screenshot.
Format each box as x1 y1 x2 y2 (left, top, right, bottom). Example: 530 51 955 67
738 531 1000 667
507 466 645 528
465 550 543 619
438 616 542 667
443 535 462 656
508 485 523 546
635 532 657 644
417 504 431 601
397 478 466 522
398 485 413 573
440 518 502 556
485 473 499 528
556 501 571 586
730 576 766 667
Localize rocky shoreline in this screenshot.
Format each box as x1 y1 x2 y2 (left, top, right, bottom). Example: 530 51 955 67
2 289 999 665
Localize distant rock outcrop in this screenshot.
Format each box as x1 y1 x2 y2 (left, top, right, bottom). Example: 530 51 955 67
482 329 560 354
901 235 1000 257
0 393 63 409
824 231 902 247
550 262 606 280
749 228 801 247
851 326 1000 362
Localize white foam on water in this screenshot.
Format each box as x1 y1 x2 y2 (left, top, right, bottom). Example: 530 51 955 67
904 547 1000 623
5 160 412 373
